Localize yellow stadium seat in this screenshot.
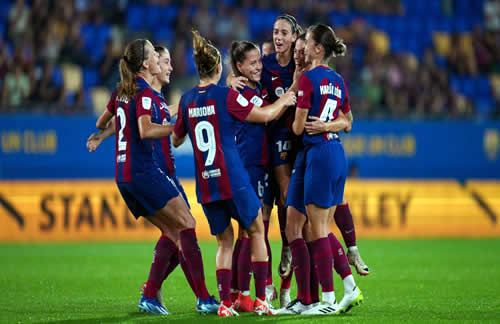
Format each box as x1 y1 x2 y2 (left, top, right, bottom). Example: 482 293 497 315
433 32 451 57
459 33 474 56
371 30 390 55
91 87 111 116
62 64 83 93
490 75 500 98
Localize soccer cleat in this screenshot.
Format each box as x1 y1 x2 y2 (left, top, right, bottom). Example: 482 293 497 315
265 284 277 302
280 287 291 309
138 295 170 315
140 282 163 306
197 295 220 314
230 291 239 304
278 246 292 278
347 247 370 276
234 293 254 312
301 301 340 315
217 304 239 317
282 298 312 314
253 297 277 316
339 286 364 313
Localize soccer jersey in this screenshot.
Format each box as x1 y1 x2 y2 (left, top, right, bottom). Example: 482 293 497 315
106 77 157 183
297 65 351 147
152 90 176 176
232 83 270 167
174 84 255 204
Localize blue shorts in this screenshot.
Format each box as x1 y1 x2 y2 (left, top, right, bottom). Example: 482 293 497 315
269 127 296 168
262 168 278 207
172 174 190 209
245 165 266 200
285 149 307 215
202 186 262 235
117 168 181 219
304 141 347 208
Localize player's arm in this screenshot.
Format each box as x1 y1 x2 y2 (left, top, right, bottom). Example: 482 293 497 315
292 107 308 135
172 102 187 147
245 90 296 123
305 110 351 135
96 109 114 130
137 115 174 139
344 110 353 133
226 73 247 90
87 118 116 152
172 132 187 148
168 103 179 118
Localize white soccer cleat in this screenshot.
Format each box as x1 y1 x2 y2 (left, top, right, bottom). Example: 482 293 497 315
339 286 364 313
301 301 340 315
279 299 312 314
347 247 370 276
278 246 292 278
279 288 291 309
265 284 277 302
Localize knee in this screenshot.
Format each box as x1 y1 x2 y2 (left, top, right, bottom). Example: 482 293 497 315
177 211 196 230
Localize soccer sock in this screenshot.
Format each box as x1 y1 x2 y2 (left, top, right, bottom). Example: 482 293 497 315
179 229 211 300
311 237 334 293
238 237 252 292
162 247 180 282
307 242 320 303
252 261 268 300
263 220 273 285
343 274 356 294
231 238 242 291
334 204 356 248
179 250 197 297
144 235 177 298
290 238 311 305
277 204 288 246
328 232 352 279
216 269 232 307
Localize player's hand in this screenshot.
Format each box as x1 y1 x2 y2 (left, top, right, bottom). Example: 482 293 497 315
282 90 296 107
86 132 103 152
305 116 327 135
230 76 247 90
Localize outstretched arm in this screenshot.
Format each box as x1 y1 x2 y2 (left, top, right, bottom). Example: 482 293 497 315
87 118 116 152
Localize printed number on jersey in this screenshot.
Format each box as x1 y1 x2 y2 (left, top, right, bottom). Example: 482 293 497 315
195 121 216 166
116 107 127 151
319 98 338 122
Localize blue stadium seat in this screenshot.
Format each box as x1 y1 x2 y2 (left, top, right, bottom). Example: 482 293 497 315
127 5 146 32
83 68 99 89
476 77 492 97
154 27 173 46
52 66 63 87
0 1 12 22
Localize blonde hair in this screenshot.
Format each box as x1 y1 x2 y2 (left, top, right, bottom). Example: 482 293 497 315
192 30 220 78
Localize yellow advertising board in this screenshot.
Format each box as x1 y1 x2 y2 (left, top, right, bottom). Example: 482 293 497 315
0 179 499 241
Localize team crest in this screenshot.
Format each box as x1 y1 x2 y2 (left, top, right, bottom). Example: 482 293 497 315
142 97 152 110
275 87 284 97
237 94 249 107
250 95 263 107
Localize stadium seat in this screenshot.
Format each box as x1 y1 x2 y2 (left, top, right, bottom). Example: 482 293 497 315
371 30 390 55
91 87 111 115
62 64 83 93
83 68 99 90
490 75 500 98
433 32 451 57
458 33 474 57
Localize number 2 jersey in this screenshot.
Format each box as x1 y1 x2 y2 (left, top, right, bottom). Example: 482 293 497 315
106 77 158 183
297 65 351 147
174 84 255 204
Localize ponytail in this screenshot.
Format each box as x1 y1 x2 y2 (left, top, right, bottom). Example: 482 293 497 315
192 30 220 79
117 39 149 99
308 24 347 60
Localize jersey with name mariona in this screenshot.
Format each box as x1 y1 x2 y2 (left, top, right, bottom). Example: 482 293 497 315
174 84 256 204
297 65 351 147
106 77 158 183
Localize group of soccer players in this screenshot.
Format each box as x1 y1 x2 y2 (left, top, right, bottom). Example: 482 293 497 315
87 13 370 317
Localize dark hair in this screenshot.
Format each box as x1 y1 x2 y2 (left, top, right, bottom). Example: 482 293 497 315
297 33 306 41
154 45 168 55
192 30 220 79
230 41 259 77
276 14 300 35
117 39 150 99
307 24 347 59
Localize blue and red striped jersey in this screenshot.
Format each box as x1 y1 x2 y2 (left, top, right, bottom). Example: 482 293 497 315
233 83 270 167
174 84 254 204
152 90 176 176
106 77 157 182
297 65 351 146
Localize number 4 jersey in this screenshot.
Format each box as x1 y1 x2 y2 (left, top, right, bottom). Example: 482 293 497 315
297 65 351 147
174 84 255 204
106 77 157 183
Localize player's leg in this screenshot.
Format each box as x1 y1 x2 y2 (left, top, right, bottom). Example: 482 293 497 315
233 227 253 312
262 170 277 302
215 222 239 317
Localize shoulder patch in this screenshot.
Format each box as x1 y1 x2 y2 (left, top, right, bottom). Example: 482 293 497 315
298 90 304 96
250 95 263 107
236 94 249 107
142 97 152 110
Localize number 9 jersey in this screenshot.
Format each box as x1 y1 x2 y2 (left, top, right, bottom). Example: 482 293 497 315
174 84 258 204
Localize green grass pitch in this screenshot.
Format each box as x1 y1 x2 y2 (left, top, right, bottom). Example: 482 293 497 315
1 239 499 323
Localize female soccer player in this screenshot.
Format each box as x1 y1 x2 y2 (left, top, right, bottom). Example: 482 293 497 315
291 24 363 315
92 39 215 315
88 45 220 314
172 31 296 317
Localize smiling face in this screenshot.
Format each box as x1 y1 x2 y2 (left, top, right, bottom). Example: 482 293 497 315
293 38 306 69
273 18 297 55
156 49 173 85
237 48 262 83
304 30 320 65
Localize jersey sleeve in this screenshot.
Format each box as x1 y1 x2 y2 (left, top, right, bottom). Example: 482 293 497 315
135 88 154 119
173 101 187 137
340 78 351 114
227 88 254 122
297 74 313 109
106 90 117 114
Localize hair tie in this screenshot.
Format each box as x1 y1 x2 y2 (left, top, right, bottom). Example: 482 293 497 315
277 14 297 34
206 54 220 73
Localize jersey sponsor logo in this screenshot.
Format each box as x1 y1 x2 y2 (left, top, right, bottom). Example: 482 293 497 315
118 96 129 103
250 95 263 107
142 97 152 110
117 154 126 163
275 87 284 97
298 90 304 96
236 94 249 107
201 168 221 179
188 105 215 118
319 83 342 98
271 76 279 81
